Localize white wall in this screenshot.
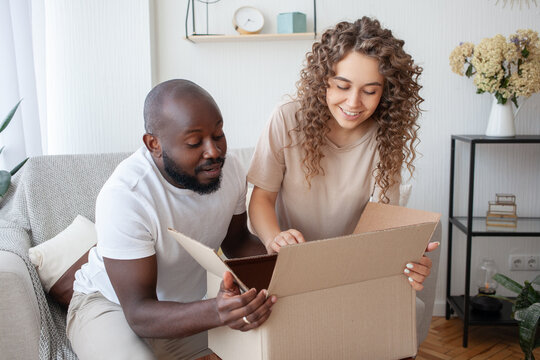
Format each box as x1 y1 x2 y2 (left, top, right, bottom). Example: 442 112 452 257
45 0 540 315
44 0 154 154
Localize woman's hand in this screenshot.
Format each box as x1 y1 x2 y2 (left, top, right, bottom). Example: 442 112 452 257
404 241 440 291
267 229 306 254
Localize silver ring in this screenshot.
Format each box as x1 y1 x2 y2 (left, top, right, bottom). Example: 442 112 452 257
242 316 251 325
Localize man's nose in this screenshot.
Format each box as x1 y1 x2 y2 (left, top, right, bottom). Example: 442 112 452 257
203 139 221 159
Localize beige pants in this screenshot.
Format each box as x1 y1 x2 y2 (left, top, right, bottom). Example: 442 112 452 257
67 291 212 360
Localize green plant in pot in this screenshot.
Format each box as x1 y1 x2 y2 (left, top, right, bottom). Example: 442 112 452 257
491 273 540 360
1 100 28 197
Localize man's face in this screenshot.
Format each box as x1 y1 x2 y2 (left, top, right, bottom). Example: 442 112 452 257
161 146 225 194
155 96 227 194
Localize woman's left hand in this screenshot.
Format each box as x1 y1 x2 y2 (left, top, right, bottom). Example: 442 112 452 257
404 241 440 291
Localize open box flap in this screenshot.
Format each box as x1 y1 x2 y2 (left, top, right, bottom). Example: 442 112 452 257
267 222 436 297
168 228 250 292
354 202 441 234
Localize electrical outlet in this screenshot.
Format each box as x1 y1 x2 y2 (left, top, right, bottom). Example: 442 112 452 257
526 256 540 270
509 255 540 271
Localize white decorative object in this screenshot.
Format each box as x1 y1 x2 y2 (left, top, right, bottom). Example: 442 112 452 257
232 6 264 35
485 96 516 137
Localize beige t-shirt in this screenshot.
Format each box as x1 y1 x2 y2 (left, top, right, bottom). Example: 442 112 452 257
247 100 399 241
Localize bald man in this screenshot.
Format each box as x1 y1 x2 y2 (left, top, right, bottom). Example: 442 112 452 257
67 80 276 360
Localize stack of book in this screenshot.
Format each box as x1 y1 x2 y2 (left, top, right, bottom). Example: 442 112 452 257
486 193 517 228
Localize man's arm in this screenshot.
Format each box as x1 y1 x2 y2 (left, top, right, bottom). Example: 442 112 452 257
104 254 275 339
221 212 267 258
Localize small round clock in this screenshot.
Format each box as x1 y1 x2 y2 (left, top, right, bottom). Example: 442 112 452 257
232 6 264 35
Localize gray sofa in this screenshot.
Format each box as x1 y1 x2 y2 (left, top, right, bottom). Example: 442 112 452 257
0 150 441 360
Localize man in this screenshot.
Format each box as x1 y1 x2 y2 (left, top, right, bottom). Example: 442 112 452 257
67 79 276 360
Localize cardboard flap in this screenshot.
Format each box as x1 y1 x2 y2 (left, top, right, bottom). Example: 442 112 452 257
168 228 249 292
267 223 435 297
354 202 441 234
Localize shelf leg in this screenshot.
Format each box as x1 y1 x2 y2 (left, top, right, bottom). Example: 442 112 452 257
445 221 453 320
446 138 456 320
462 142 476 348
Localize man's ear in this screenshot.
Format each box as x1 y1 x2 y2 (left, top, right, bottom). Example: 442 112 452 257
143 133 162 158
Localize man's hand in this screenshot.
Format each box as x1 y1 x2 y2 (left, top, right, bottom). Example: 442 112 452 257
267 229 305 254
404 241 440 291
216 272 276 331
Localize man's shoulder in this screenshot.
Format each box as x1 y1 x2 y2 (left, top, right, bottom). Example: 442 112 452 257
105 147 153 190
98 147 156 204
222 152 246 184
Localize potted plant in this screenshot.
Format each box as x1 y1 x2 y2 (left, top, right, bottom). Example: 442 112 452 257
1 100 28 198
491 273 540 360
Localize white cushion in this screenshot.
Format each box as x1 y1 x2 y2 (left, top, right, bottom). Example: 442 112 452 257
28 215 97 292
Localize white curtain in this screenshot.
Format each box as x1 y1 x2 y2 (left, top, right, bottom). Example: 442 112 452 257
0 0 43 171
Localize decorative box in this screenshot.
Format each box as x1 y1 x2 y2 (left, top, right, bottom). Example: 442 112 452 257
277 12 307 34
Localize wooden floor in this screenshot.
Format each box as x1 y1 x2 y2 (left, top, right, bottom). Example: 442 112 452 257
417 316 539 359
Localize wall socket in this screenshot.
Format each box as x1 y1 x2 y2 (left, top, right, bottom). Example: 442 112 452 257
509 255 540 271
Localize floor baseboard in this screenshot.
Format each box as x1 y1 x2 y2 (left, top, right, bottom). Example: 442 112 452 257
432 300 446 316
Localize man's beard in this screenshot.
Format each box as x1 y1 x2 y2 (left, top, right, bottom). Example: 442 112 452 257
162 150 225 195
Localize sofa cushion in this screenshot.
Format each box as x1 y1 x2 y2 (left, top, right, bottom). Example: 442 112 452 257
28 215 97 307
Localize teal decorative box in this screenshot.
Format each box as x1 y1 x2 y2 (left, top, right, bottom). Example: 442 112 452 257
277 12 307 34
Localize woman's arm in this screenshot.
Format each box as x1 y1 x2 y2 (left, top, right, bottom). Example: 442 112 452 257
248 186 305 253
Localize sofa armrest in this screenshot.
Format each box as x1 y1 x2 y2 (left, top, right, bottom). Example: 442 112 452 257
0 250 40 359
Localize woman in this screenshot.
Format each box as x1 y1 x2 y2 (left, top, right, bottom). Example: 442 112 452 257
247 17 437 290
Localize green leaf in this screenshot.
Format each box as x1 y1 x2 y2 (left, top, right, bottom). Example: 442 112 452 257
512 96 519 109
493 273 523 295
500 77 510 88
495 92 507 104
516 303 540 359
531 275 540 286
0 99 22 134
522 47 530 58
465 64 473 77
0 145 4 156
0 170 11 197
10 157 28 176
476 88 485 94
516 282 537 310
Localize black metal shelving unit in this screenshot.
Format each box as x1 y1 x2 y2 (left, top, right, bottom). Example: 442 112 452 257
446 134 540 347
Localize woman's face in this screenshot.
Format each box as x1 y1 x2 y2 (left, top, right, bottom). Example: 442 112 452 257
326 51 384 133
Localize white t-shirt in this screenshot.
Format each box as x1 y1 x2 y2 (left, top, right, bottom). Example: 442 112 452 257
74 147 247 304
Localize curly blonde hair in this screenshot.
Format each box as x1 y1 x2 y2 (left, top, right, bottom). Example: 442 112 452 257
293 17 423 203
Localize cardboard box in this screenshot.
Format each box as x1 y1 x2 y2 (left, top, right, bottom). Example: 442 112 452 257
170 203 440 360
277 12 307 34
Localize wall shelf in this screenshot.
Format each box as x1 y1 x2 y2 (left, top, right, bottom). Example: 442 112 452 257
184 0 317 43
186 33 317 43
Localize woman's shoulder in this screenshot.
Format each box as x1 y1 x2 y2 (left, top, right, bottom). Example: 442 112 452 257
269 99 301 129
275 99 301 113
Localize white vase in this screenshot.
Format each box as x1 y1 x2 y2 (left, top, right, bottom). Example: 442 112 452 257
485 96 515 137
